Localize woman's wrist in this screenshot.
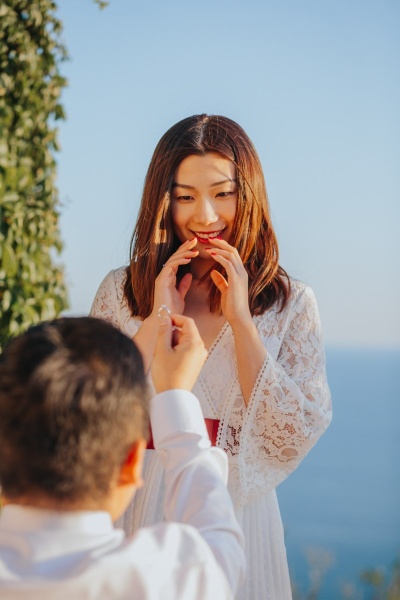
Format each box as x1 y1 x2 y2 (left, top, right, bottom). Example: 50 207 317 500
230 316 266 351
227 311 254 333
148 309 162 324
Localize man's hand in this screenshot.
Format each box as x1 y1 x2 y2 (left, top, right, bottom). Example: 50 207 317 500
151 314 207 393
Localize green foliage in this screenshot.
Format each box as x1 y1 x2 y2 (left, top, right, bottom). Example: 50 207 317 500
360 558 400 600
0 0 69 350
360 568 386 590
291 549 400 599
388 558 400 600
93 0 109 8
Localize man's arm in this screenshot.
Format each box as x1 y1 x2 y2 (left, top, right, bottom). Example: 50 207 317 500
150 315 245 596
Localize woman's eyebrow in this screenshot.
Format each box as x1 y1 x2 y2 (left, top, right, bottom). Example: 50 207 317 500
172 182 195 189
210 178 237 188
172 178 237 189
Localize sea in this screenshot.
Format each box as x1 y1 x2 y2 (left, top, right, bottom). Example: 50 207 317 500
278 347 400 599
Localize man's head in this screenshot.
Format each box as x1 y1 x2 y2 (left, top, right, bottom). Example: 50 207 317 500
0 317 149 515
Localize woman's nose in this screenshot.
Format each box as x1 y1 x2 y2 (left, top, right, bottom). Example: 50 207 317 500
194 198 218 225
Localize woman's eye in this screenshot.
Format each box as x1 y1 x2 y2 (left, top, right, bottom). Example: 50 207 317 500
176 195 193 201
216 191 233 198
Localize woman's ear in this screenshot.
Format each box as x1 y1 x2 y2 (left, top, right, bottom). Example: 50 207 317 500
118 439 147 488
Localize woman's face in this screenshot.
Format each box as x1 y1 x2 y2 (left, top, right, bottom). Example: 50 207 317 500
171 153 237 258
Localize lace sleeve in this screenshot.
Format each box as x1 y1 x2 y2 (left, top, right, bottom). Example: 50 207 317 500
238 285 332 505
90 270 122 328
89 268 142 338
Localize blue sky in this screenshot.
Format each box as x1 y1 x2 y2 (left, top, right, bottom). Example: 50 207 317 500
56 0 400 347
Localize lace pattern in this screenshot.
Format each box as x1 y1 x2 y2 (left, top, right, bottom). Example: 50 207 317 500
90 268 141 338
90 268 332 509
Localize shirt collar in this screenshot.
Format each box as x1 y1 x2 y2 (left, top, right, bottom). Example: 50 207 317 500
0 505 114 535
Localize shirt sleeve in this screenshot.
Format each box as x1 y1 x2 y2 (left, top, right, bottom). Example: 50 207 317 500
237 284 332 505
151 390 246 597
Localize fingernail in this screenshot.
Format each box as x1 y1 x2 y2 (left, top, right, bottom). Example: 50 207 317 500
211 252 216 256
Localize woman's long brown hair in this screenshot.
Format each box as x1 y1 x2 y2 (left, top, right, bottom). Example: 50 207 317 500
124 114 290 319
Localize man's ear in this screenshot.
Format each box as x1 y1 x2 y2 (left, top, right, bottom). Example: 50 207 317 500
118 439 147 488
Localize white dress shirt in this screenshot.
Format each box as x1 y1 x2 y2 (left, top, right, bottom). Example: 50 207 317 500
0 390 245 599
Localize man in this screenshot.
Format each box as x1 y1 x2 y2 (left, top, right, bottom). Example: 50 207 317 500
0 315 245 599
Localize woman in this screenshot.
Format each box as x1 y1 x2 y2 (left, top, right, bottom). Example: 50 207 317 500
90 114 332 600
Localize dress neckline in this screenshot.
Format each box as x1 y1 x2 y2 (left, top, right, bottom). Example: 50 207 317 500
205 322 230 356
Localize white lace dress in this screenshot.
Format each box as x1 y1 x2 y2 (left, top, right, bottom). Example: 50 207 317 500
90 268 332 600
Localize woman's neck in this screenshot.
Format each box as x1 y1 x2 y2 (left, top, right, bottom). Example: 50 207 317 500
189 256 215 280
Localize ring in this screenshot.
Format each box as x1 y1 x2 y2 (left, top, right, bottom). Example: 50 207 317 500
157 304 182 331
157 304 172 319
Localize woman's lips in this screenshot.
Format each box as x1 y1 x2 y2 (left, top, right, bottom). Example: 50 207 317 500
191 230 224 244
196 235 222 244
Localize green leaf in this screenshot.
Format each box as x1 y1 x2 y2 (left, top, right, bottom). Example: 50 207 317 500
1 289 12 311
41 297 56 320
1 242 18 276
94 0 109 9
2 192 19 203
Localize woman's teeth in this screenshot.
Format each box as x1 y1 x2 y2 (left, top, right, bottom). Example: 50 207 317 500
195 231 223 241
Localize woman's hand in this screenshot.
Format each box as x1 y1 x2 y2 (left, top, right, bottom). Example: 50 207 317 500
207 238 267 405
151 238 198 317
205 238 252 326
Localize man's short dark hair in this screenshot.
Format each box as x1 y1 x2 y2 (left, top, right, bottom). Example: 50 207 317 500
0 317 149 503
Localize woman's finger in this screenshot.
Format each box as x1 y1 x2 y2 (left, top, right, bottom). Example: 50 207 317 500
210 270 228 293
173 237 198 256
177 273 193 299
208 236 240 255
160 238 198 271
162 249 198 269
207 252 239 279
160 254 196 275
205 248 244 275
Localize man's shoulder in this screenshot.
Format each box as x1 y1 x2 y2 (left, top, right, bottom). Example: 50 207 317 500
0 521 230 599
